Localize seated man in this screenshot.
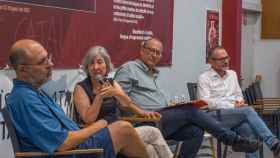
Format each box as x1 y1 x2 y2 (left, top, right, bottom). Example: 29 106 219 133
6 39 150 158
197 46 280 158
114 37 261 158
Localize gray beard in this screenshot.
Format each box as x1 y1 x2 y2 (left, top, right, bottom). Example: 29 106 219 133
26 72 51 88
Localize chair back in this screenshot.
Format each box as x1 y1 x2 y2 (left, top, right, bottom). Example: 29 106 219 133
252 81 264 99
1 107 21 156
242 90 248 104
187 82 198 101
248 84 257 104
245 87 254 105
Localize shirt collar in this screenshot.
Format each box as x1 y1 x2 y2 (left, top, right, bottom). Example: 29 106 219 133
209 68 229 79
135 59 159 76
13 79 43 92
13 79 34 88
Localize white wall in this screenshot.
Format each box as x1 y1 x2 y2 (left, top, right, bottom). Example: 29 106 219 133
0 1 222 156
241 0 280 97
159 0 221 100
253 17 280 97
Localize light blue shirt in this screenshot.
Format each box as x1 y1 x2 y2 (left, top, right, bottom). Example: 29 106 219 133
7 80 79 154
115 59 168 111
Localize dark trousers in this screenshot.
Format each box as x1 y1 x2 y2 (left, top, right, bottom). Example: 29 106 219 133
157 105 244 158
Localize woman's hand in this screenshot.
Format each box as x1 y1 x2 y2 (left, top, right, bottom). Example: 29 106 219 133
95 81 123 99
234 100 245 108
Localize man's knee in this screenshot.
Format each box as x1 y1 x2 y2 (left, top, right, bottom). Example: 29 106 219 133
243 106 258 116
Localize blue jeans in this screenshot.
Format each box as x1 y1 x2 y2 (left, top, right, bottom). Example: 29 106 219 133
158 105 244 158
210 106 278 158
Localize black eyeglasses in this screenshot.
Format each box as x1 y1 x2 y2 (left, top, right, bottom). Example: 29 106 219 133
212 56 230 62
144 46 162 56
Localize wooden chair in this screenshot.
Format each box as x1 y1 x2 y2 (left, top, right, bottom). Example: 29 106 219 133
1 107 103 158
247 80 280 143
251 80 280 113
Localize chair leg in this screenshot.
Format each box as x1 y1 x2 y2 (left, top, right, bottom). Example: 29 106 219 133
209 137 217 158
222 145 228 158
259 141 264 158
173 142 183 158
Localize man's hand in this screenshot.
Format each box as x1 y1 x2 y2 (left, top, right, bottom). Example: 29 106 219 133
93 119 108 128
234 100 246 108
139 111 161 119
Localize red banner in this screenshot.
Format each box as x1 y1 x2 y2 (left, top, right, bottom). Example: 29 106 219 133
0 0 173 68
206 10 219 60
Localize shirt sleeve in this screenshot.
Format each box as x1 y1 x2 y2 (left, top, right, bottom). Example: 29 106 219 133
197 75 235 109
232 71 244 102
16 92 68 153
114 65 135 95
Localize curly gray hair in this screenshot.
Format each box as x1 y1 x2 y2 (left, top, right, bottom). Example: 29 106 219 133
81 46 114 76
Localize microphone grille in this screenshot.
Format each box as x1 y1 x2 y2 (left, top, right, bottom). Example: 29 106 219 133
95 74 104 85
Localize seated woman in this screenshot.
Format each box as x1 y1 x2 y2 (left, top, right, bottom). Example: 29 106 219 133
73 46 173 158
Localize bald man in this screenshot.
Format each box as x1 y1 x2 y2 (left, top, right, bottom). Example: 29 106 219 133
6 39 150 158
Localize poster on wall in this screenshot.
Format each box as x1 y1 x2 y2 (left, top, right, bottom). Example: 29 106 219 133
206 10 219 61
0 0 174 68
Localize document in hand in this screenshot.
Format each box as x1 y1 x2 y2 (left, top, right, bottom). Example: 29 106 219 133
165 100 208 110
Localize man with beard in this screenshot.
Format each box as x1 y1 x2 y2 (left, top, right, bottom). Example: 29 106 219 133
197 46 280 158
6 39 150 158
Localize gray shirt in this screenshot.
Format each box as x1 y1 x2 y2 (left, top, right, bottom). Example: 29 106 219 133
114 59 168 111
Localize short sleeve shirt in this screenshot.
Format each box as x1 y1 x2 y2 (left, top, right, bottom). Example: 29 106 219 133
115 59 168 111
7 80 78 153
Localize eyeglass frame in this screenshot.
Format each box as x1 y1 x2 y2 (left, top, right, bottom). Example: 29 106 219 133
211 56 230 62
143 46 162 57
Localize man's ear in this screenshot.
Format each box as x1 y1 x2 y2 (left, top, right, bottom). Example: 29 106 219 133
208 58 214 65
18 65 27 73
141 41 146 47
140 48 145 56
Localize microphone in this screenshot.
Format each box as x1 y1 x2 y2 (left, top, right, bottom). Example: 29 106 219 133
95 74 114 85
95 74 105 85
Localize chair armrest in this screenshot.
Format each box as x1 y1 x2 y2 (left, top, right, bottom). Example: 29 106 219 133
15 148 103 157
119 115 160 122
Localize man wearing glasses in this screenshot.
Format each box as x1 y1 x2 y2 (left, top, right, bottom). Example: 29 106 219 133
6 39 152 158
198 46 280 158
115 38 261 158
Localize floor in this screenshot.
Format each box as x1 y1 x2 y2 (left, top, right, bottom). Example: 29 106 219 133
196 139 274 158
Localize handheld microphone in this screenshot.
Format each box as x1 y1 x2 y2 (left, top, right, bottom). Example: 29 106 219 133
95 74 114 85
95 74 105 85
